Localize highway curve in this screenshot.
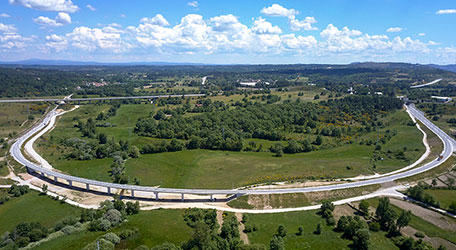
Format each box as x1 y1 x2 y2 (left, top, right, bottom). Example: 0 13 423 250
9 104 456 197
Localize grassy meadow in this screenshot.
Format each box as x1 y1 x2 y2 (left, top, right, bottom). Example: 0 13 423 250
34 102 426 189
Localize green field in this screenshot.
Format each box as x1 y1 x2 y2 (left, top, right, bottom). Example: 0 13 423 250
0 103 48 139
0 190 81 235
34 209 191 250
35 104 425 189
35 206 402 250
424 189 456 211
365 198 456 244
246 210 398 250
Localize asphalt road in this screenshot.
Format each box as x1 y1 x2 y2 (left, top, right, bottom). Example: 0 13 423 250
9 104 456 196
410 79 442 89
0 94 205 103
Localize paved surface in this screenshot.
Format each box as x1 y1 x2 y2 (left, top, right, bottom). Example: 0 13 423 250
9 104 456 198
410 79 442 88
0 94 205 103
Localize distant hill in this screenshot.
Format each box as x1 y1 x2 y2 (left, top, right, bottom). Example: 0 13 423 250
427 64 456 73
0 58 207 66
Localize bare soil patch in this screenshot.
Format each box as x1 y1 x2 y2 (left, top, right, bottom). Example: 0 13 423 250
235 213 249 244
401 226 456 250
390 199 456 231
333 204 357 220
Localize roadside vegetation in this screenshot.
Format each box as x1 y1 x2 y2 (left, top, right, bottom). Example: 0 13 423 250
228 185 381 209
35 95 425 188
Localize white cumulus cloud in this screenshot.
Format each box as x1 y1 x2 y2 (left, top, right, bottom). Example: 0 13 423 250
45 33 67 51
40 13 436 60
0 23 17 33
251 17 282 34
0 23 33 50
9 0 79 13
64 26 130 53
289 16 317 31
386 27 402 32
140 14 170 26
86 4 95 11
261 4 298 17
436 9 456 14
187 1 198 7
0 13 11 18
34 12 71 27
418 33 426 36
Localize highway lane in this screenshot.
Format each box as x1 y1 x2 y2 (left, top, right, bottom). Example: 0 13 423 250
0 94 205 103
9 103 456 197
410 79 442 89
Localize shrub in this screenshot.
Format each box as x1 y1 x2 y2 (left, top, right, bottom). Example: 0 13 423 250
54 216 79 231
16 237 30 248
80 209 99 222
0 195 10 204
89 219 111 232
242 214 249 224
118 229 137 239
243 224 253 233
102 233 120 244
126 201 140 215
326 216 335 226
61 225 77 235
414 231 425 238
151 242 181 250
99 219 111 231
8 184 29 197
82 238 115 250
314 223 322 235
104 209 123 225
135 245 150 250
368 222 381 232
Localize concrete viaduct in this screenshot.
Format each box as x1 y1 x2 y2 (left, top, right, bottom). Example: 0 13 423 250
9 103 456 202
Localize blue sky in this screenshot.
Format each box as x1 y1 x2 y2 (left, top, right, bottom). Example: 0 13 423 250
0 0 455 64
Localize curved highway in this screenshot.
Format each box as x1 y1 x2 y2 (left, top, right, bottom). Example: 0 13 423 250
9 103 456 198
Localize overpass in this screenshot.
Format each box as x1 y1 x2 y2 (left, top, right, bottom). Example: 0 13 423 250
9 104 456 202
0 94 205 103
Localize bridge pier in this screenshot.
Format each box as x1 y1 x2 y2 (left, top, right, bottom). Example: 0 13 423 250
131 190 135 197
210 194 213 202
181 193 184 202
86 183 90 190
154 192 159 201
68 180 72 187
54 176 58 182
107 187 111 194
